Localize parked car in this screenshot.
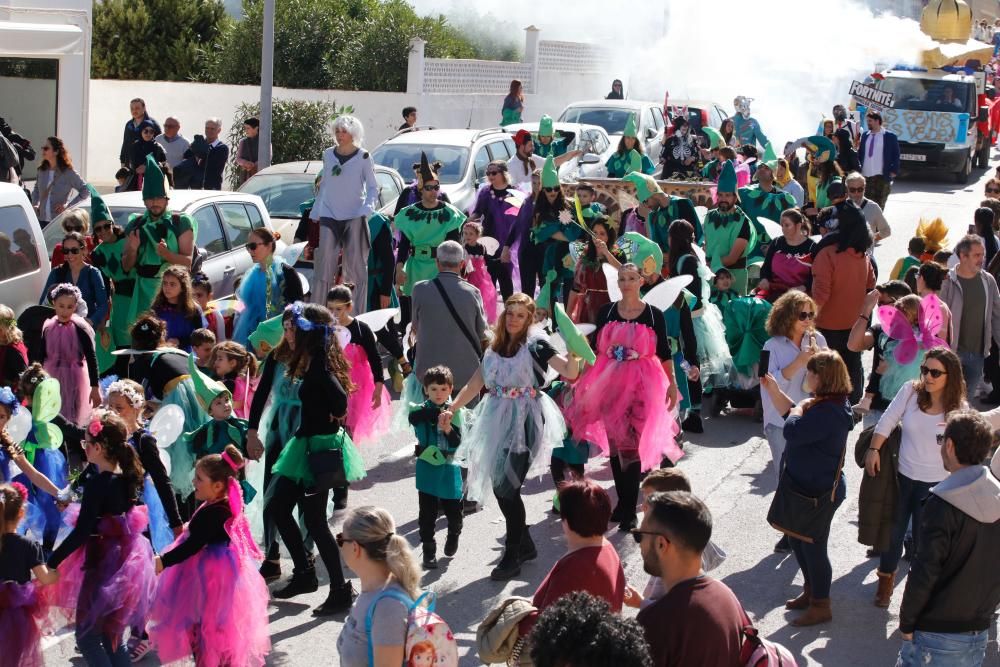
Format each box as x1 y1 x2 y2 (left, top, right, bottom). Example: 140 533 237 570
43 190 281 300
238 161 405 241
664 99 730 148
372 128 517 212
502 122 615 179
0 182 50 316
557 99 666 161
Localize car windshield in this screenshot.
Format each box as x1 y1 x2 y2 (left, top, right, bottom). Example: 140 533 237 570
557 108 636 135
876 78 973 113
371 144 469 185
43 204 143 259
239 173 315 219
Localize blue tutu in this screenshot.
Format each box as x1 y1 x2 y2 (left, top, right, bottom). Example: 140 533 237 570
30 447 67 546
143 476 175 553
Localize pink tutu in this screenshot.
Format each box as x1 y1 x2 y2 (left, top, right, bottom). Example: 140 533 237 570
42 315 94 427
565 320 682 470
51 504 156 646
466 256 498 323
344 342 392 445
0 581 50 667
232 373 258 420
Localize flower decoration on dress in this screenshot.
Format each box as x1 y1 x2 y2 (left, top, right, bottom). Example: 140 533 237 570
0 386 19 415
88 418 104 438
49 282 83 304
488 385 538 399
608 345 641 362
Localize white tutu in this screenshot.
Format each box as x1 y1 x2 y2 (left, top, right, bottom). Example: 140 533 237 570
692 302 733 390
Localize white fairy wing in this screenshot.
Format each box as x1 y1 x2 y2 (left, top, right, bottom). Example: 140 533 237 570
354 308 399 333
756 216 783 242
642 275 693 311
479 236 500 256
279 241 308 266
149 404 185 449
603 263 622 302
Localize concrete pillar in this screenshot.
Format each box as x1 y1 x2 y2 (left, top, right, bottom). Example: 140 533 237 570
407 37 425 95
524 25 540 94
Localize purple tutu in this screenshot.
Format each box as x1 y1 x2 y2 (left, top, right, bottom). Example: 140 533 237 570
148 488 270 666
42 315 94 427
51 504 157 647
0 581 50 667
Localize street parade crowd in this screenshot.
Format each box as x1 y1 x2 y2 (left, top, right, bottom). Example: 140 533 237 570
3 69 1000 667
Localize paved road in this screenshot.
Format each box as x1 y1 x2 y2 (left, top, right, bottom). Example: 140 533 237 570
46 163 1000 666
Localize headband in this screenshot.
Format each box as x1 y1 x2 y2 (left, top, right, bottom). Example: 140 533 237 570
288 302 326 335
9 481 28 502
222 450 244 472
49 282 82 304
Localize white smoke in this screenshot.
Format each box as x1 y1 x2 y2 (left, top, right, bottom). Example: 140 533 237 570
411 0 937 147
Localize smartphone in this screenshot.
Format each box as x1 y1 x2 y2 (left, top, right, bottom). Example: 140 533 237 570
758 349 771 378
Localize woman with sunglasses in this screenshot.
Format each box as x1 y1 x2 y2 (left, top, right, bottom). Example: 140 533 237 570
757 208 815 302
31 136 86 227
39 231 108 331
336 506 423 667
865 347 965 609
395 153 466 300
49 208 95 268
467 159 524 302
232 228 303 346
983 177 1000 200
760 350 853 626
88 187 134 351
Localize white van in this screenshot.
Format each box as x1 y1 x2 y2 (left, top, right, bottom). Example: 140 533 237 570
0 183 49 316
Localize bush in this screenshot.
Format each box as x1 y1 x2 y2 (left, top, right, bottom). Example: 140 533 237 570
226 99 354 188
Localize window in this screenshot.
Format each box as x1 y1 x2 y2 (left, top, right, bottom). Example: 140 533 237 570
652 107 666 131
371 145 469 185
217 203 254 248
0 205 40 280
646 108 660 137
191 205 227 256
473 145 491 180
488 141 511 161
245 203 264 230
375 170 401 208
502 138 517 158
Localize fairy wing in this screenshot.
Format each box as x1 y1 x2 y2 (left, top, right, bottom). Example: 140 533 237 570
918 294 947 347
355 308 399 333
878 305 919 365
278 241 307 267
149 404 185 450
33 378 62 424
603 263 622 302
333 325 352 350
641 275 694 311
479 236 500 256
756 216 782 243
6 408 31 444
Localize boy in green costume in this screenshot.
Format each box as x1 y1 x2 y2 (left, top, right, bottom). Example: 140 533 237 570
703 161 757 294
622 172 702 261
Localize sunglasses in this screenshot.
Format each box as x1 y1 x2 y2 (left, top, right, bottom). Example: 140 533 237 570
920 365 947 379
335 533 355 548
798 311 815 321
847 187 865 193
423 184 440 191
94 223 112 233
63 247 82 255
988 188 1000 194
543 186 560 193
486 170 502 176
64 225 83 233
245 241 266 252
630 529 670 544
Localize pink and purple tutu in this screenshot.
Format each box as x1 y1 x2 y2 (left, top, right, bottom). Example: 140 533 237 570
344 342 392 445
50 504 156 647
41 315 94 427
0 580 51 667
565 320 682 470
466 255 498 323
148 493 270 666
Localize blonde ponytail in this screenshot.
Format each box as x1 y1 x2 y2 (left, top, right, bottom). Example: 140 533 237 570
343 506 422 600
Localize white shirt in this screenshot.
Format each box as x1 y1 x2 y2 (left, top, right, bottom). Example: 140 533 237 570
861 129 885 178
507 154 545 188
155 133 190 168
874 383 951 483
760 332 828 429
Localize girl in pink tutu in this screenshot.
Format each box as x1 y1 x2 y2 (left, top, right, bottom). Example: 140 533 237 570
462 221 498 323
47 410 157 665
212 340 259 419
326 285 392 447
148 444 271 667
38 283 100 426
565 262 682 532
0 481 59 667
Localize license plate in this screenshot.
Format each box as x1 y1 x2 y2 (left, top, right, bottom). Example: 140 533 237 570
900 153 926 162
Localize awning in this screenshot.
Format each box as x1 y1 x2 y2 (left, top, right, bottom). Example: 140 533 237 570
0 21 84 56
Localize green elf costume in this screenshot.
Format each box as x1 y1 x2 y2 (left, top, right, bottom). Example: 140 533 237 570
703 161 757 294
531 156 584 310
86 186 128 373
396 153 466 297
803 135 841 208
605 114 656 178
623 172 702 261
366 211 398 311
533 115 568 158
408 399 464 501
123 155 197 323
737 148 795 263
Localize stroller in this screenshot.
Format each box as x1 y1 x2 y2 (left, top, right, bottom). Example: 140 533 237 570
707 295 771 418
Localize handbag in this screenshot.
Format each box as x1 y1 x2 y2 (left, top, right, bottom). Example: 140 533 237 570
766 440 845 544
475 596 537 666
307 433 346 490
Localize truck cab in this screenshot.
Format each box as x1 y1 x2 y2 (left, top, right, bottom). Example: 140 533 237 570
862 68 982 183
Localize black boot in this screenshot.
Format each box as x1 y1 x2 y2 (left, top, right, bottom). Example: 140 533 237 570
682 411 704 433
609 457 625 523
273 567 318 599
312 581 357 616
258 559 281 582
519 527 537 562
422 543 438 569
444 532 460 558
332 486 348 510
490 548 521 580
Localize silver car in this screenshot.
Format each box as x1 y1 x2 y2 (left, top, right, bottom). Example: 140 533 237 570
502 122 615 179
557 99 667 161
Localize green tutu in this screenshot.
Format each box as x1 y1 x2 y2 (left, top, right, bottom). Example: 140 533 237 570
272 429 366 488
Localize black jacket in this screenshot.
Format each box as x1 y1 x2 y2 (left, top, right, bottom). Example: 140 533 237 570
899 466 1000 634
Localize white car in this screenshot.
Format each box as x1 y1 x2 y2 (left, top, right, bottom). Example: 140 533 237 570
44 190 282 299
557 99 666 162
502 122 615 179
0 182 50 316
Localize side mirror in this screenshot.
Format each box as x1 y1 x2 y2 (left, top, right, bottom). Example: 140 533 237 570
646 127 657 140
579 153 600 165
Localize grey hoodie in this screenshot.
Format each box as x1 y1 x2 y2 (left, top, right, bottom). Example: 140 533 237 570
931 461 1000 523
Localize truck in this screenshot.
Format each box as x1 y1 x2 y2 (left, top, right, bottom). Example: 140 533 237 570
859 67 987 184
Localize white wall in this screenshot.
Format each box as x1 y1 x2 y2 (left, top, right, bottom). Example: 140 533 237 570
86 79 587 186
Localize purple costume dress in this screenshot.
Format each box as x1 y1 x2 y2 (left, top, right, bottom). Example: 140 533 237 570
470 184 526 296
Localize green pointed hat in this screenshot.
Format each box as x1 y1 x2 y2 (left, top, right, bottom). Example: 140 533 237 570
553 302 597 365
702 126 724 150
626 149 643 175
249 313 285 355
188 354 231 411
538 114 554 137
761 142 777 163
141 154 168 199
87 184 112 225
621 231 663 276
717 160 738 194
623 172 663 203
804 135 837 163
536 269 558 312
624 113 638 138
541 155 559 188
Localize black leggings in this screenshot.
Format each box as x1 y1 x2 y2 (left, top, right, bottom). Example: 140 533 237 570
494 491 526 546
266 475 344 585
610 455 642 520
487 257 515 301
519 246 545 297
417 491 463 548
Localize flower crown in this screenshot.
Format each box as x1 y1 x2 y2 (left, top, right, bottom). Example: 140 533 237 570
105 380 144 409
49 282 82 304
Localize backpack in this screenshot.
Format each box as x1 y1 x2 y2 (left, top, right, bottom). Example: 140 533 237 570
366 589 458 667
739 625 798 667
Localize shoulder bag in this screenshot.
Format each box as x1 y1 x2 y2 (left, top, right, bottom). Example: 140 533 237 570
432 277 484 361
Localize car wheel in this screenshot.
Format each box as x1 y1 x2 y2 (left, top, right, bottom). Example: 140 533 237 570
956 155 972 184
